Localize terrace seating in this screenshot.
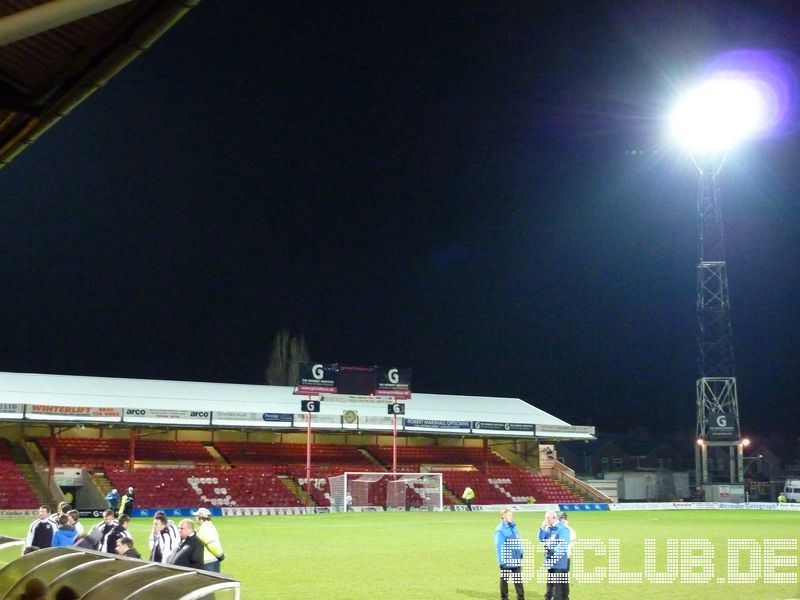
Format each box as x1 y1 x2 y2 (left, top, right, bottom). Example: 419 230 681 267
37 437 129 466
215 442 374 469
134 440 214 463
367 445 508 469
34 437 583 508
105 464 305 508
36 437 215 466
0 439 39 509
439 466 582 505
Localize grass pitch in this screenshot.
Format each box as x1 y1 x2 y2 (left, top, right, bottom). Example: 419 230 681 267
4 509 800 599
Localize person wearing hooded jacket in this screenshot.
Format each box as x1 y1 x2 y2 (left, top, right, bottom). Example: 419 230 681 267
52 514 77 547
494 508 525 600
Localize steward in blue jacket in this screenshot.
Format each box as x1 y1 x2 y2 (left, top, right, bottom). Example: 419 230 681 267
494 509 525 600
538 511 571 600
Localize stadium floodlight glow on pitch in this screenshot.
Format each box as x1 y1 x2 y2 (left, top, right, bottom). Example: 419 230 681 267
669 75 770 153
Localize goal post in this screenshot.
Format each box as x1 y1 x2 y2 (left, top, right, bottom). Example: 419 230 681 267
328 472 443 511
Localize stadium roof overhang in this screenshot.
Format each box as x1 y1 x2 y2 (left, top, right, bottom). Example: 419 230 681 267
0 0 201 169
0 371 596 440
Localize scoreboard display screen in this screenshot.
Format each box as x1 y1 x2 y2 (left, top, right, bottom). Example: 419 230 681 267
337 366 377 395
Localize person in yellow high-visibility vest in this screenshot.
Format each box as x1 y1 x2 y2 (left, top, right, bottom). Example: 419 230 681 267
118 487 135 517
462 486 475 511
193 508 225 572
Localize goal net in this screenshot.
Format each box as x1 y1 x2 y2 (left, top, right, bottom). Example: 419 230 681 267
328 472 443 511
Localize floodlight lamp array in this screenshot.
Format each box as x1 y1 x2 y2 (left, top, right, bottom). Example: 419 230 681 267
669 75 769 154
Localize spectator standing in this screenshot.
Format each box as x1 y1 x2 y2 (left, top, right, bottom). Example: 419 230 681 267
462 486 475 511
74 535 97 550
154 510 179 541
149 514 178 563
539 510 571 600
166 519 204 569
193 508 225 572
494 509 524 600
87 509 117 551
104 514 132 554
559 513 576 600
48 502 68 527
116 537 142 559
105 488 120 512
52 514 78 547
26 506 55 549
118 487 135 517
67 509 84 537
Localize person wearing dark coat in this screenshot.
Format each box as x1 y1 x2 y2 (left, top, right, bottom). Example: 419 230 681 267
88 509 117 551
115 536 142 559
166 519 204 569
26 506 55 549
104 514 132 553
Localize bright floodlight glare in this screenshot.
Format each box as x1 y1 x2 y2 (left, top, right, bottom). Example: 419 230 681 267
670 76 768 153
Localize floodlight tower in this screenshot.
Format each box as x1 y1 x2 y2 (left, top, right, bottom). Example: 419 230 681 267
670 76 769 493
693 152 741 489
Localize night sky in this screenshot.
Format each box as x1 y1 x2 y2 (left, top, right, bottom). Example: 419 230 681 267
1 2 799 440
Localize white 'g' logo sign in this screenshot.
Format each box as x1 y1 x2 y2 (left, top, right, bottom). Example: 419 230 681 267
716 415 727 427
388 368 399 384
312 364 324 380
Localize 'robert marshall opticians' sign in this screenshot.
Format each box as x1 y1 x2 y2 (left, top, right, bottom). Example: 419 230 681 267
404 418 470 432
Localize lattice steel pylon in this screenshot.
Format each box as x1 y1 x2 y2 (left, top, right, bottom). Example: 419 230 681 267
692 155 744 488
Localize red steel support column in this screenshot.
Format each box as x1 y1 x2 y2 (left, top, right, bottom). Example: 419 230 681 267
392 413 397 474
48 426 56 482
306 410 312 505
129 429 136 472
